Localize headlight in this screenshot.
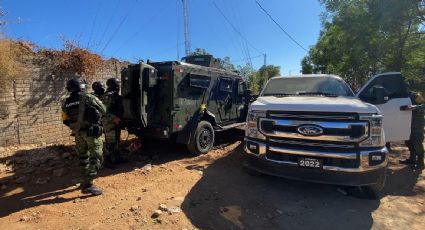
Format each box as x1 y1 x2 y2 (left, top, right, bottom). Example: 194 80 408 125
246 110 267 140
359 114 385 147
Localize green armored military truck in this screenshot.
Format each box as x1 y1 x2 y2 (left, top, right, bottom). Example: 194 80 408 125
121 55 251 155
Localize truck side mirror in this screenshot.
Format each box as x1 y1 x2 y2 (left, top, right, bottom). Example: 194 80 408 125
373 86 388 104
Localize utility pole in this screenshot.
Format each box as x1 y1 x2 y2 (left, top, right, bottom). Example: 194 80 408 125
182 0 191 56
263 53 267 66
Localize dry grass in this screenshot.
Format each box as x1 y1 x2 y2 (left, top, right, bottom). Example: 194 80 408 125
37 38 103 78
0 38 104 80
0 39 33 79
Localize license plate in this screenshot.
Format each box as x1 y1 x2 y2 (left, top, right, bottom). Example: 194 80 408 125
298 158 323 169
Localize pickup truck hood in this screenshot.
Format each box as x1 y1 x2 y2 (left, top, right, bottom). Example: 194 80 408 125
250 96 379 114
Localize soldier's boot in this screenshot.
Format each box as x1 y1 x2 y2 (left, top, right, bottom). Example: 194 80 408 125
80 182 103 196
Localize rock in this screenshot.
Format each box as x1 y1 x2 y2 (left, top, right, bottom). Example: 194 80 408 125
167 206 181 214
159 204 168 212
53 168 66 177
151 210 162 218
142 164 152 172
130 205 139 212
19 216 30 222
142 188 148 192
136 197 142 201
197 171 203 176
16 176 29 184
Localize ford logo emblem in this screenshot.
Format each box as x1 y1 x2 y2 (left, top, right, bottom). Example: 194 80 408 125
297 125 324 136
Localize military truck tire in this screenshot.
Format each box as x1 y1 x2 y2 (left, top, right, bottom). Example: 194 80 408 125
187 121 215 156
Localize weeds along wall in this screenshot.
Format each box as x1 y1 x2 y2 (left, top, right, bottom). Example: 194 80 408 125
0 61 128 146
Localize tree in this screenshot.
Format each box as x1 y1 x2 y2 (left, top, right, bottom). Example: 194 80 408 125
248 65 281 94
301 56 313 74
304 0 424 91
189 48 210 56
220 56 236 71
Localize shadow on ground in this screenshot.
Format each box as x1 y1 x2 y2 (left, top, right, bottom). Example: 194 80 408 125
0 129 244 218
181 144 423 230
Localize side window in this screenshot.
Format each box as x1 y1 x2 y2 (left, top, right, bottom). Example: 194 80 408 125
219 78 233 93
189 74 210 88
238 80 245 95
359 74 408 103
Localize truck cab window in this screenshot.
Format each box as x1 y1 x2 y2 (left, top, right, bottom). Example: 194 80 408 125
359 74 408 103
219 78 233 92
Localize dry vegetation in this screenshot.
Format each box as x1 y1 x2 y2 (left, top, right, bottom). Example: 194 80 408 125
0 39 33 79
0 38 104 79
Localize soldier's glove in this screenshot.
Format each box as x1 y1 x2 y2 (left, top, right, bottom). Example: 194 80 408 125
88 125 103 137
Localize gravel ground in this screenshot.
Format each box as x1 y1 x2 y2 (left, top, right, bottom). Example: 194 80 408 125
0 129 424 230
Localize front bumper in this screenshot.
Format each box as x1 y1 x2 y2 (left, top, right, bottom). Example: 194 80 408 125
244 138 388 186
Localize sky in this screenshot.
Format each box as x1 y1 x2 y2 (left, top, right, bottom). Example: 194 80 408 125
1 0 324 75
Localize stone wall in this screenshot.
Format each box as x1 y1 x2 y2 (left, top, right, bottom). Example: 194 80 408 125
0 60 128 146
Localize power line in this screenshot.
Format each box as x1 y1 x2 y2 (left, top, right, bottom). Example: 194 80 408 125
87 1 102 49
232 54 263 63
212 1 263 55
111 2 171 56
101 1 138 54
255 0 308 52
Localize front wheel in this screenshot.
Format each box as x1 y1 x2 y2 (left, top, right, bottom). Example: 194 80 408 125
187 121 215 156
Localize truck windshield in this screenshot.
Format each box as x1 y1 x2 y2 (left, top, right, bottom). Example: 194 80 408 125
261 77 354 97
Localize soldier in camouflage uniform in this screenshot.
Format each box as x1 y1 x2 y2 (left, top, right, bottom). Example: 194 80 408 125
62 78 107 195
91 81 105 98
102 78 124 168
400 92 425 169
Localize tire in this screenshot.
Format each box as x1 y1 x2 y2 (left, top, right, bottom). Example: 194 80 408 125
187 120 215 156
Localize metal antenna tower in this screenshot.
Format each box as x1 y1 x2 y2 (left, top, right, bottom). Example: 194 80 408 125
182 0 191 56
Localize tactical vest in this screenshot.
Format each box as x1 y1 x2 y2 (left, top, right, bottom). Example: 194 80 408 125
64 93 80 124
102 91 123 118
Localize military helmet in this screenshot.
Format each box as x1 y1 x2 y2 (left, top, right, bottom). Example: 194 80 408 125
66 78 86 92
92 81 104 92
106 77 120 91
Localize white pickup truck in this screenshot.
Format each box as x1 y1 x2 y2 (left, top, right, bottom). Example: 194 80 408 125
244 73 412 195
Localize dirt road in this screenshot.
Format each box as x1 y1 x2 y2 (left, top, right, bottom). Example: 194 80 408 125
0 129 424 230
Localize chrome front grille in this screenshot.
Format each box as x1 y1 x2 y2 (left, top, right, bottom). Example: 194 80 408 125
259 113 369 143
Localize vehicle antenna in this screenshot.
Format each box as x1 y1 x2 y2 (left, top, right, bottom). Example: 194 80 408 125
182 0 191 56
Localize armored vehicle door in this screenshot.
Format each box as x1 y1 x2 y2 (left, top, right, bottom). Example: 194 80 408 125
234 79 248 122
357 72 412 142
213 77 234 123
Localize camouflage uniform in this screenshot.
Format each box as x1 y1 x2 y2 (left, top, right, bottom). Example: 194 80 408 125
62 92 106 188
102 89 124 165
405 92 425 168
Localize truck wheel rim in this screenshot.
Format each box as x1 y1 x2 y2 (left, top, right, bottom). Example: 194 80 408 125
199 129 212 149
